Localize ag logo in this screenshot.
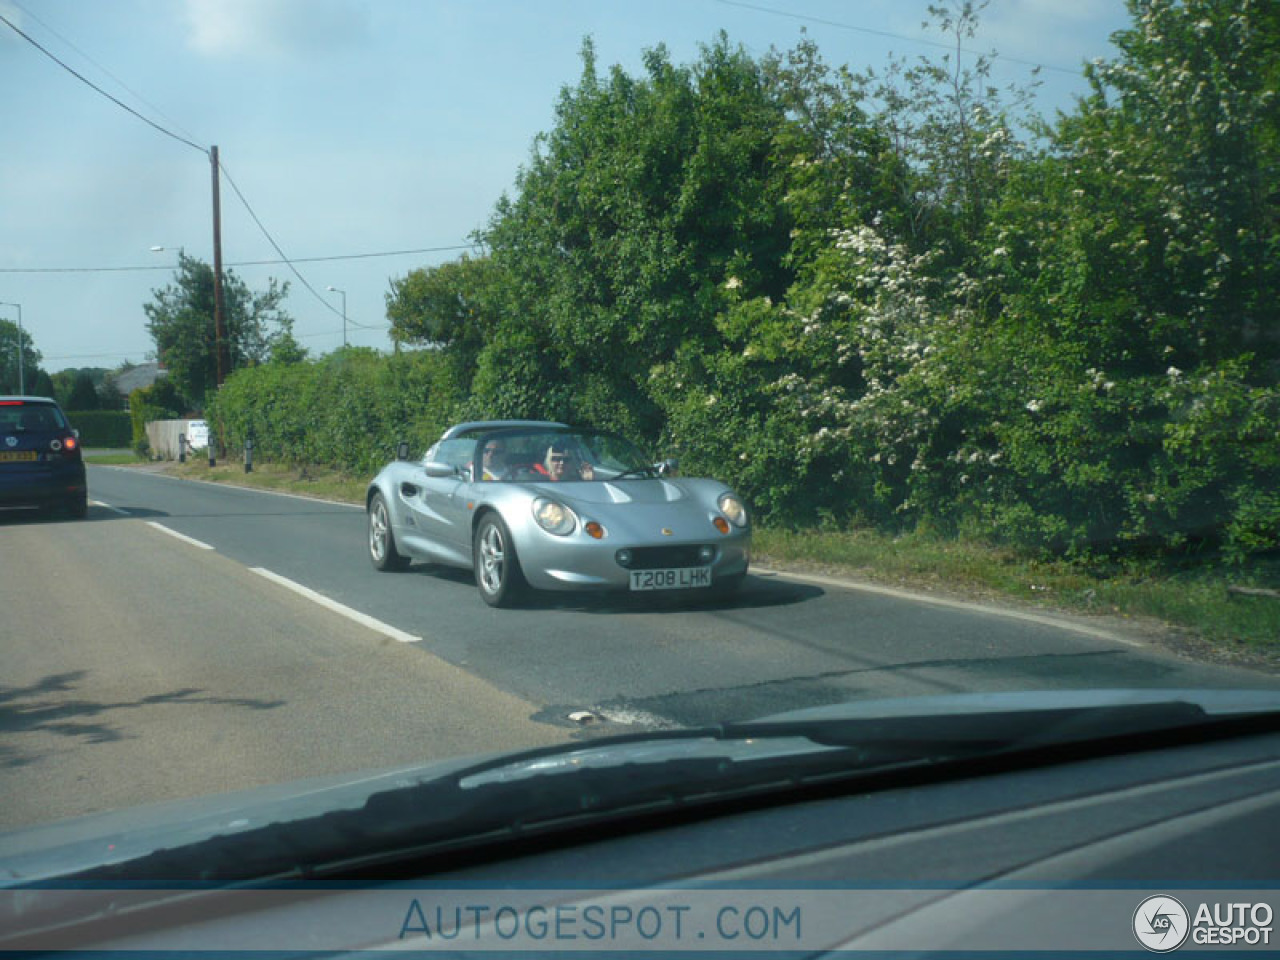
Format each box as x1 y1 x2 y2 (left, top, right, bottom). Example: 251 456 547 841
4 436 16 447
1134 895 1190 952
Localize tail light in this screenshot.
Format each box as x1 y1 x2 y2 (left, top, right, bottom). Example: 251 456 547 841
50 435 81 460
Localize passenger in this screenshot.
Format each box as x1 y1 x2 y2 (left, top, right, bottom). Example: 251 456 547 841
539 441 594 481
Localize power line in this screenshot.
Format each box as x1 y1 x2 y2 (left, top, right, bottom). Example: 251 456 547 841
41 348 155 362
295 323 393 342
0 10 208 155
234 244 481 266
712 0 1083 77
217 159 383 330
11 0 208 148
0 244 480 275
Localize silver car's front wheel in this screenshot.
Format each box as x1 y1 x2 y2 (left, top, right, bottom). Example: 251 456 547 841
368 492 409 571
474 514 523 607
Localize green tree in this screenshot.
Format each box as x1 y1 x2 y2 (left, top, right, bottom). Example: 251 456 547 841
386 253 504 397
862 1 1038 260
1053 0 1280 374
475 35 801 435
143 253 294 408
68 370 100 410
51 369 76 408
872 0 1280 554
29 369 56 400
268 329 308 365
0 318 41 395
387 255 501 352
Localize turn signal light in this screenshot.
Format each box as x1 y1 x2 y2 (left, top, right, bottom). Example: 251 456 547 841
713 516 731 535
584 521 605 540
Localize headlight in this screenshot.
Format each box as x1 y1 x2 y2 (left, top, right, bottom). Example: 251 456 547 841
533 498 576 536
718 494 747 528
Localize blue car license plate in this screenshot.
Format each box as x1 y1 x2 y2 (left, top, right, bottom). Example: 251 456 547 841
629 568 711 591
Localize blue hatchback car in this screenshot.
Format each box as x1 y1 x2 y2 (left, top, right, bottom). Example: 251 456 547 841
0 396 88 518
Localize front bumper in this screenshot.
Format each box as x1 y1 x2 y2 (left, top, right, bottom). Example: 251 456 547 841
520 533 751 592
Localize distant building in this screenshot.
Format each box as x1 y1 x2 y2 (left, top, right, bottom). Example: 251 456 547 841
111 363 167 398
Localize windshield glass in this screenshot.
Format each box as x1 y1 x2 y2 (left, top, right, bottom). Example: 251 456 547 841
0 401 67 433
474 429 650 483
2 0 1278 928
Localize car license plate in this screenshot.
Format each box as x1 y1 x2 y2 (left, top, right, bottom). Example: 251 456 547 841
630 567 712 591
0 451 36 462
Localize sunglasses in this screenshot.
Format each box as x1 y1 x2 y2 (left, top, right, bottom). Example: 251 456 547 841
550 455 570 463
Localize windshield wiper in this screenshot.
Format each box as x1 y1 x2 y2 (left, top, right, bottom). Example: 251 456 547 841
50 695 1280 886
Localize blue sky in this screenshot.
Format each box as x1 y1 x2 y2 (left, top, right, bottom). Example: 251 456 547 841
1 0 1130 374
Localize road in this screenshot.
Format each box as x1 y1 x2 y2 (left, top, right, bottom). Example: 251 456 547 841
3 464 1276 830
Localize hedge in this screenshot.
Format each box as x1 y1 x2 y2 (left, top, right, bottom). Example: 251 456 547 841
64 411 132 448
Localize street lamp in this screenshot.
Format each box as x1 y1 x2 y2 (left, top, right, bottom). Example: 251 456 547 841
0 300 23 394
326 286 347 348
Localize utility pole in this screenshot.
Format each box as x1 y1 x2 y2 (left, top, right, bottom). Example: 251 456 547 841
210 146 230 388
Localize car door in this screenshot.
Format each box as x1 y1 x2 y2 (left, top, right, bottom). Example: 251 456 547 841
396 439 474 566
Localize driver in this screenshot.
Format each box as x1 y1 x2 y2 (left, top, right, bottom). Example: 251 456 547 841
480 439 506 481
540 441 594 481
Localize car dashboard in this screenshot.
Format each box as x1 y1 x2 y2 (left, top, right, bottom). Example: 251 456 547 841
5 724 1277 956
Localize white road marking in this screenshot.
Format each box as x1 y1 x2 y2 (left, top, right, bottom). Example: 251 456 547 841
90 500 130 516
145 521 215 550
250 567 422 644
754 566 1146 648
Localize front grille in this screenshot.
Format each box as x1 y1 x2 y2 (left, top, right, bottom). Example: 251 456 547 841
619 545 710 570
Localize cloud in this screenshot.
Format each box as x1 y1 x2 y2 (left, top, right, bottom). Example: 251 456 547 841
183 0 371 59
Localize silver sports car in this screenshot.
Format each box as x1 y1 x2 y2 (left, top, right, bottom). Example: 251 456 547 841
365 421 751 606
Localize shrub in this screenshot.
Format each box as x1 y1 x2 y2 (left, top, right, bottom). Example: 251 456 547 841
64 411 131 447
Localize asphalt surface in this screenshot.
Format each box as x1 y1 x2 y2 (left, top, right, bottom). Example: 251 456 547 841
3 464 1277 829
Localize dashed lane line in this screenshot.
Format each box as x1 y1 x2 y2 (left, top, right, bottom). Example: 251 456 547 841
133 511 421 646
250 566 422 645
144 521 215 551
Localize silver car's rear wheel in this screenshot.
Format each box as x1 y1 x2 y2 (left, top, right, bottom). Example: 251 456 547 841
368 492 409 571
474 514 524 607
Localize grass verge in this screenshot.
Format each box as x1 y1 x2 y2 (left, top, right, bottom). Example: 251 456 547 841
84 452 147 465
158 457 369 503
754 527 1280 657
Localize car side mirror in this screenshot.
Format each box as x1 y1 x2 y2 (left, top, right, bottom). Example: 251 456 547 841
423 461 456 478
656 458 679 477
396 440 411 461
